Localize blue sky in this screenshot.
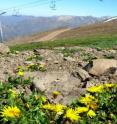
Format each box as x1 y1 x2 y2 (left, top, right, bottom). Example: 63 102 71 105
0 0 117 17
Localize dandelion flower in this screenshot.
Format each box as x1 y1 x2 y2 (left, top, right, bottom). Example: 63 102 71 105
53 104 66 115
52 91 61 98
18 71 24 76
105 83 115 88
87 85 103 93
42 104 66 115
75 107 89 114
79 94 95 105
64 108 81 122
42 104 54 111
87 110 96 118
1 106 21 118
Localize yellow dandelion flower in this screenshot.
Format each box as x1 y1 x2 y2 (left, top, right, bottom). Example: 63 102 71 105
52 91 61 98
79 94 95 105
18 71 24 76
105 83 115 88
87 110 96 118
42 104 54 111
1 106 21 118
87 85 104 93
53 104 66 115
75 107 89 114
64 108 81 122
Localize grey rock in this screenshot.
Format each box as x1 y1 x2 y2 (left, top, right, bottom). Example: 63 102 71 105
72 67 91 81
32 71 82 104
85 59 117 76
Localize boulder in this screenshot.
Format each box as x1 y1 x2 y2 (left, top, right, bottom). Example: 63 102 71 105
31 71 83 105
0 43 10 54
85 59 117 76
72 67 91 81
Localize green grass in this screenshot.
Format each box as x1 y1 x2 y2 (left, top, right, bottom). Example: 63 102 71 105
10 35 117 51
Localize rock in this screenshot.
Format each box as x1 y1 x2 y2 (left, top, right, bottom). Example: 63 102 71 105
0 43 10 54
72 67 91 81
32 71 82 104
109 50 116 54
64 56 75 62
24 61 33 65
85 59 117 76
53 60 59 64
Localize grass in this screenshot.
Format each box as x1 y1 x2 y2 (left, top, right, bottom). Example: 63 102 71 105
10 35 117 51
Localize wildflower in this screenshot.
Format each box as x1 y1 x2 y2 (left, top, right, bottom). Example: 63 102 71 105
53 104 66 115
64 108 81 122
18 71 24 76
42 104 54 111
87 110 96 118
75 107 89 114
42 104 66 115
1 106 21 118
79 94 95 105
105 83 115 88
52 91 61 98
87 85 104 93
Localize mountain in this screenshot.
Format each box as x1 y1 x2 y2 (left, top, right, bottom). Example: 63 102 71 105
54 17 117 40
7 16 117 45
0 15 108 41
104 16 117 22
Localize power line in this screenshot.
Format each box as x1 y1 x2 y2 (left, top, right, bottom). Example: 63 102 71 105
0 0 48 12
0 0 63 16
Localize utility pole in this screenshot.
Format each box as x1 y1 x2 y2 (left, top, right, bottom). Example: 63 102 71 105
0 21 3 42
0 12 6 43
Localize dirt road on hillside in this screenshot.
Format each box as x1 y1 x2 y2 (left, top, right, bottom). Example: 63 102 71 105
38 28 70 41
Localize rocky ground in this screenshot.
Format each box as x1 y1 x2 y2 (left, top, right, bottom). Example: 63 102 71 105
0 43 117 105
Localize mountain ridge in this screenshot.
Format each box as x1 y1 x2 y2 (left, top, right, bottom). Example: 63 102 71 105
0 15 108 41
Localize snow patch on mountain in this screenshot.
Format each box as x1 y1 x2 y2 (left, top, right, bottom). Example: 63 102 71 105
104 16 117 22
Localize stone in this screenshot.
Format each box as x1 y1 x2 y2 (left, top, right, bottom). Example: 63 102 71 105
72 67 91 81
0 43 10 54
31 71 82 104
53 60 59 64
64 56 75 62
85 59 117 76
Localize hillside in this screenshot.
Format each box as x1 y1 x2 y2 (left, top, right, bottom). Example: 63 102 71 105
0 15 107 41
55 19 117 40
7 19 117 47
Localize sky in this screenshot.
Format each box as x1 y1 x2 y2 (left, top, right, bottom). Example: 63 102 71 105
0 0 117 17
